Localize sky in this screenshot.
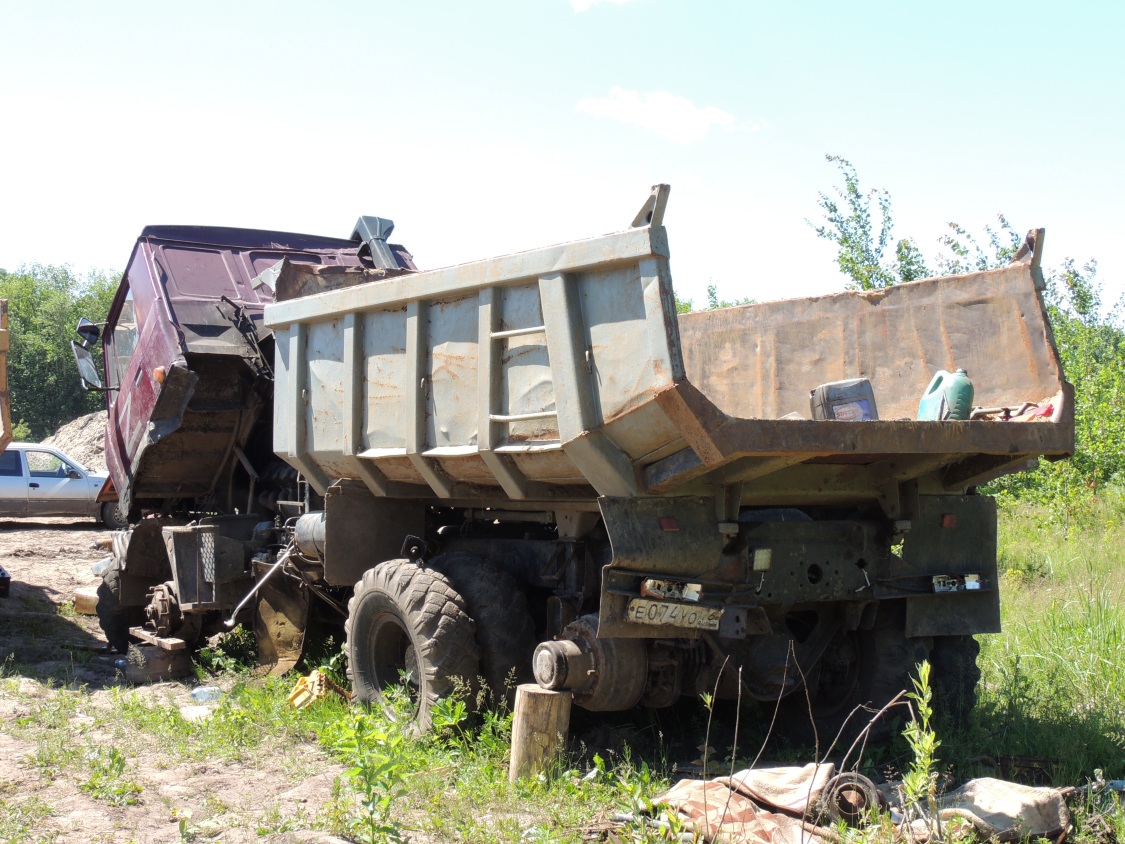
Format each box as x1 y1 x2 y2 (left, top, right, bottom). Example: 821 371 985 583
1 0 1122 311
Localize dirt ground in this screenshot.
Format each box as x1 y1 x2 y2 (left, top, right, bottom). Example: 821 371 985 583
0 517 350 843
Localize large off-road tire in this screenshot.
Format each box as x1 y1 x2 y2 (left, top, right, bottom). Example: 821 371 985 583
96 568 145 654
779 602 931 750
100 500 129 530
432 552 538 707
929 634 981 727
345 559 480 730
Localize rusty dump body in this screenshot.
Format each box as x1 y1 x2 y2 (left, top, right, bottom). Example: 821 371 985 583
90 189 1073 730
267 224 1070 509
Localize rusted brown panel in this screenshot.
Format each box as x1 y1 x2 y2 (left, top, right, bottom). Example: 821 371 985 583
511 450 587 483
668 377 1074 461
434 453 498 483
678 262 1065 422
369 455 427 484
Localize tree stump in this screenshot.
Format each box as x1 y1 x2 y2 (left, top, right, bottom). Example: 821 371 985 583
509 684 572 783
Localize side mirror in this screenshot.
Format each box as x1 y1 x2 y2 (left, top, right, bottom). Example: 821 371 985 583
71 341 106 391
76 318 101 346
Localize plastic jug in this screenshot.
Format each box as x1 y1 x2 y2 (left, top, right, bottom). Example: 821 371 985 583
917 369 974 420
810 378 879 421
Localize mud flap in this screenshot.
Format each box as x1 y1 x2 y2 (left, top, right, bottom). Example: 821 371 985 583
255 575 310 675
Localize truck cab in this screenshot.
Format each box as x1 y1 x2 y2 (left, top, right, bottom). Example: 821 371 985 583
74 223 412 520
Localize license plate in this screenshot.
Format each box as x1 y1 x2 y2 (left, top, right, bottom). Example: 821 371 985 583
627 598 723 631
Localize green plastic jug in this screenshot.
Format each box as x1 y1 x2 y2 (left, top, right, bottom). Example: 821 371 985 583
917 368 974 420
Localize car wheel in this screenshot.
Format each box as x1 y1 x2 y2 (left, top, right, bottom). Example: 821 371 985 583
100 500 128 530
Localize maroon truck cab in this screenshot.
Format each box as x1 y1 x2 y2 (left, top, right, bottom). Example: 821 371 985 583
98 223 412 518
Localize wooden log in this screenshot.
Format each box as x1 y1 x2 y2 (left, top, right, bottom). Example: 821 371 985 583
124 644 192 683
509 684 572 783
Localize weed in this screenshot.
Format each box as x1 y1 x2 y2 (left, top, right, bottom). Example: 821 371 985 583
78 746 142 806
0 794 56 843
173 808 200 842
299 634 349 688
900 661 940 836
254 802 311 835
330 708 411 843
429 693 469 745
194 626 257 676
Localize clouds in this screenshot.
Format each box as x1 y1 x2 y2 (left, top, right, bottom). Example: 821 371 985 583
576 87 737 145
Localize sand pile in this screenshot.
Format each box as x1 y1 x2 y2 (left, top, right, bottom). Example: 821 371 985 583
41 411 106 471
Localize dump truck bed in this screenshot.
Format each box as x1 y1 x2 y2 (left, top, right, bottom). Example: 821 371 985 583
264 222 1072 510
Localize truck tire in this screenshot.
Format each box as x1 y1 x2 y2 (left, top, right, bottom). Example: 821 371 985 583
100 501 128 530
345 559 480 731
432 552 537 707
780 605 930 749
96 569 144 654
929 635 980 726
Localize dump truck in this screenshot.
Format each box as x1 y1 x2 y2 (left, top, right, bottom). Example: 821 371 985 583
73 187 1073 737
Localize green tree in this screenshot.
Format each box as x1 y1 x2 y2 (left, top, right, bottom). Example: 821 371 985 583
0 264 119 440
676 283 754 313
813 156 1125 513
992 259 1125 509
811 155 933 289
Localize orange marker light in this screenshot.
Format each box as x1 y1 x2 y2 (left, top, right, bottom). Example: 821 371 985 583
153 366 166 383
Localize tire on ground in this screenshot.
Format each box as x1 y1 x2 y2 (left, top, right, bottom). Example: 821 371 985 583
929 634 981 727
96 568 145 654
433 552 538 707
100 500 128 530
779 601 931 749
345 559 480 731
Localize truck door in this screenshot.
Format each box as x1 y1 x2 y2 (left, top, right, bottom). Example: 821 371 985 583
0 448 26 516
104 286 147 473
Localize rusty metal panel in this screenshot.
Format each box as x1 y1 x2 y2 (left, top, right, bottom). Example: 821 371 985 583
362 307 408 450
307 318 345 457
499 282 557 444
267 218 1069 507
510 449 586 483
269 225 680 499
678 262 1064 422
426 294 479 450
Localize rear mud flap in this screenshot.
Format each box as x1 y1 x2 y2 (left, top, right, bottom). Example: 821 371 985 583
255 575 310 675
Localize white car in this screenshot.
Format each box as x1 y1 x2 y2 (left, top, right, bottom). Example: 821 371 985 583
0 443 126 528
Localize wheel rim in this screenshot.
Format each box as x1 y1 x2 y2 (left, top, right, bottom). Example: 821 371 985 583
368 611 421 706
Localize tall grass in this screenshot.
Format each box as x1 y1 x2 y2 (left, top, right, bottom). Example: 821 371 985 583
966 491 1125 783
